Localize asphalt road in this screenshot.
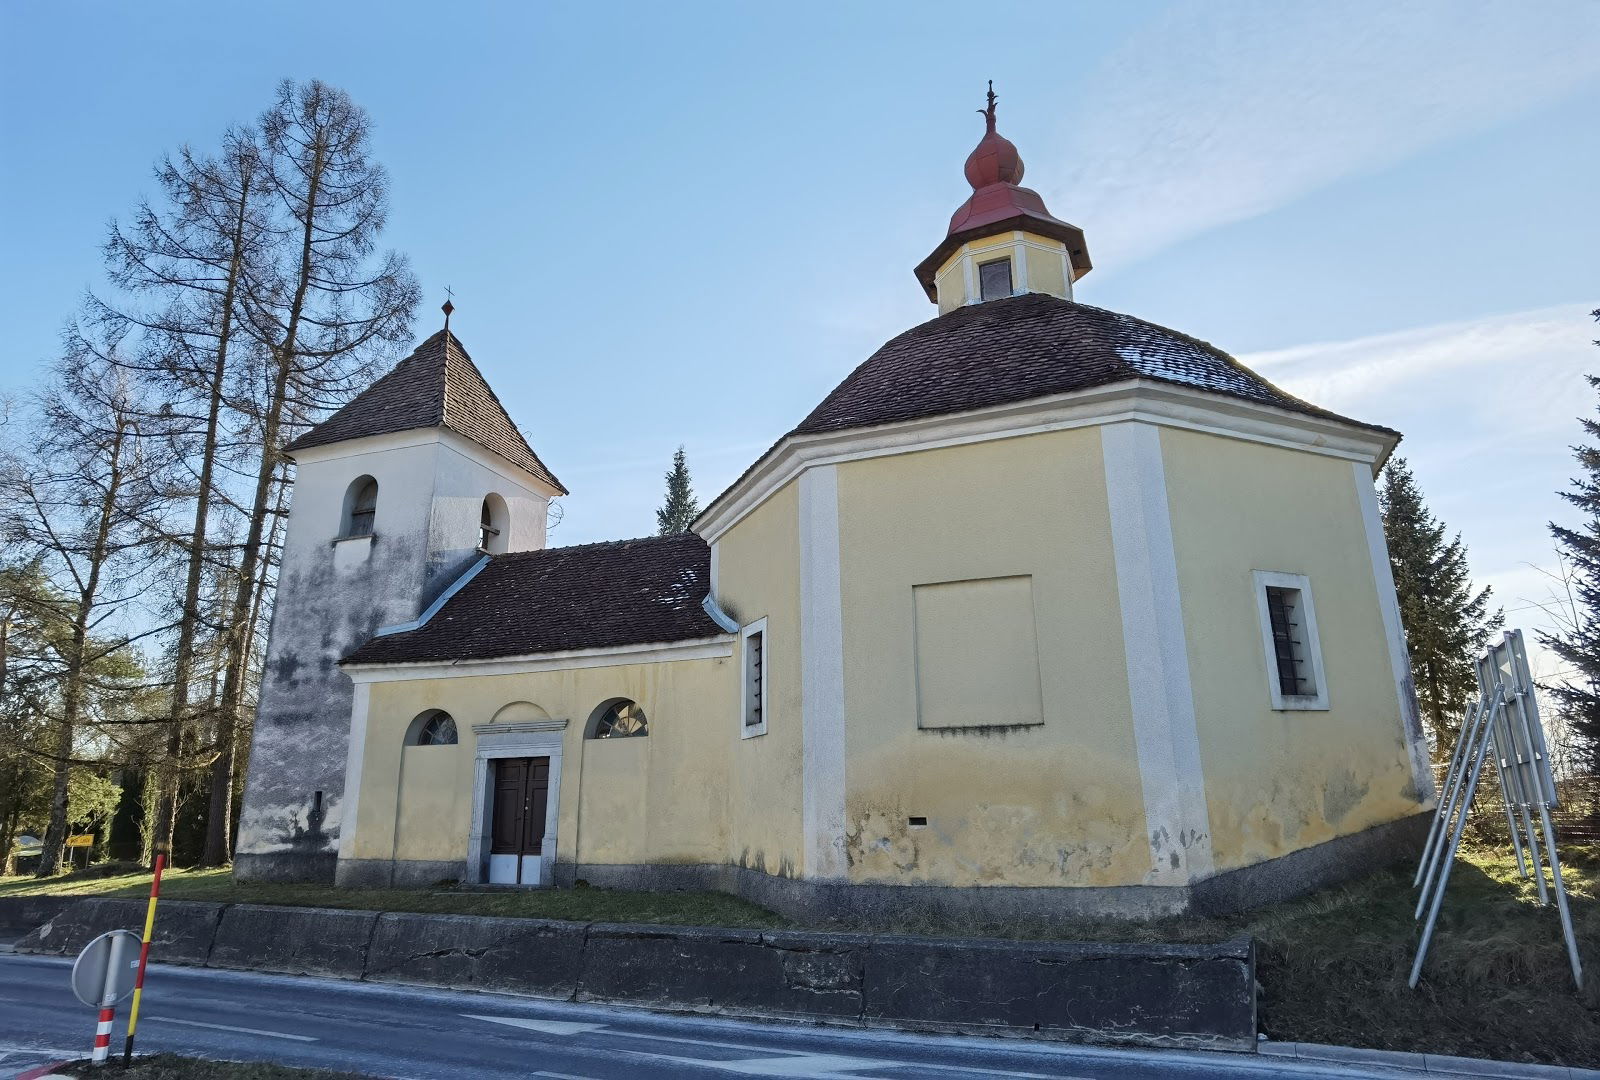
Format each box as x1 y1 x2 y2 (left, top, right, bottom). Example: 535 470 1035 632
0 952 1424 1080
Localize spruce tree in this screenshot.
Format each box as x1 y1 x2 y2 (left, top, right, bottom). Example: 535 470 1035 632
656 446 700 536
1542 338 1600 772
1380 457 1502 761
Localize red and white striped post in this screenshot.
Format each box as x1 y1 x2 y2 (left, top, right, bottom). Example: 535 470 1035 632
90 932 134 1066
122 850 165 1066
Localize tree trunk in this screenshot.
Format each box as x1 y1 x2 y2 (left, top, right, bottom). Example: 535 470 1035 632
210 130 326 864
188 172 253 867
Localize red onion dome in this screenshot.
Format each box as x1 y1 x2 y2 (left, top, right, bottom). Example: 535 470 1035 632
964 102 1023 189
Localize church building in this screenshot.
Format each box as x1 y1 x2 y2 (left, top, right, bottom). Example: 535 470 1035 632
235 91 1434 920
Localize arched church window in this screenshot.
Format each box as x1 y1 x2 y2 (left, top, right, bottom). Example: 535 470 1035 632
407 709 458 746
344 476 378 538
479 493 508 553
589 699 648 739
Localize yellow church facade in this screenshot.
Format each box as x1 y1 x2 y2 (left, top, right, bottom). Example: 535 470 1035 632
237 90 1432 920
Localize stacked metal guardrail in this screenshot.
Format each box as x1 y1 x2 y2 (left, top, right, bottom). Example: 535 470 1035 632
1410 629 1583 990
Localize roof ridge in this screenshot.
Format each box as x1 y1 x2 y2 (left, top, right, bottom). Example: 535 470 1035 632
494 533 703 561
286 327 567 494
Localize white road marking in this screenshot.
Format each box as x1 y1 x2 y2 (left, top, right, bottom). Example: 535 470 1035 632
606 1028 853 1055
145 1016 317 1042
459 1018 1080 1079
0 1048 81 1058
462 1013 609 1036
698 1053 888 1076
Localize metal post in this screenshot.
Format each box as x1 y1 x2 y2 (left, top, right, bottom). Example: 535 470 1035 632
1497 684 1550 906
91 931 131 1065
122 852 165 1066
1488 729 1529 879
1415 701 1476 888
1410 699 1496 988
1533 801 1584 989
1416 700 1491 919
1502 634 1582 988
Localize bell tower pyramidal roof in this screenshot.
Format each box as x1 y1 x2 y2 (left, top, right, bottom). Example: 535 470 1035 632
285 305 566 494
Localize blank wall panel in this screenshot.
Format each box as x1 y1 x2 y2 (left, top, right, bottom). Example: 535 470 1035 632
913 575 1044 729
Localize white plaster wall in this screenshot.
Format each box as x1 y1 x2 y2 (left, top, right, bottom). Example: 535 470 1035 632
425 430 552 599
238 428 556 870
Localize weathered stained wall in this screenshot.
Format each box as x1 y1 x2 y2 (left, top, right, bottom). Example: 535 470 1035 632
709 480 804 880
343 655 734 880
834 429 1151 889
1160 428 1424 873
293 413 1420 906
236 429 552 881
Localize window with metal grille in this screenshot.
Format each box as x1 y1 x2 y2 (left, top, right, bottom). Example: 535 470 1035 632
745 631 763 728
1265 586 1309 696
1253 571 1327 710
978 257 1013 301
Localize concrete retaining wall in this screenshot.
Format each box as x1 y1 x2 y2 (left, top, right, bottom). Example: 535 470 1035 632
0 896 75 937
15 899 1256 1050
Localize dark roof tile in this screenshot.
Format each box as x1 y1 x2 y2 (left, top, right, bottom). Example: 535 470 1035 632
286 330 566 494
343 533 722 665
795 293 1393 437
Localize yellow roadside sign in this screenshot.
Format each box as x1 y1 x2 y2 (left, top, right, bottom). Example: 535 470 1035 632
65 834 94 848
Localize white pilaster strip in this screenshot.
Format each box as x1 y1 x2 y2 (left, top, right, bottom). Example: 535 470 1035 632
335 681 372 860
1101 422 1215 884
799 464 848 881
1352 461 1435 804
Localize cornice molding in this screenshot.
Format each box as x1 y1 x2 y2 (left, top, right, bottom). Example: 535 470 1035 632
472 719 568 735
286 426 562 499
694 380 1397 544
343 635 733 684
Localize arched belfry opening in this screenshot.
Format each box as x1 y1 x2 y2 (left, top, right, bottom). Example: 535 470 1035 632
342 476 378 538
479 493 509 554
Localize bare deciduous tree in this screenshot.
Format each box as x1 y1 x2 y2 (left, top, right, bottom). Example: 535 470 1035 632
1 346 174 875
202 80 417 864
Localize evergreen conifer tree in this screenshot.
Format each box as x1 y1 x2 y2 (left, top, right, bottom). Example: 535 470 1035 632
1380 457 1502 760
656 446 700 535
1542 346 1600 772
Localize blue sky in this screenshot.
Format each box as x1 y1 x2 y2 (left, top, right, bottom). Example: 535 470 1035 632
2 1 1598 675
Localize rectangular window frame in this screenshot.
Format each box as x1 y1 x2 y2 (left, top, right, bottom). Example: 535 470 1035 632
740 617 769 739
978 256 1013 301
1252 570 1329 711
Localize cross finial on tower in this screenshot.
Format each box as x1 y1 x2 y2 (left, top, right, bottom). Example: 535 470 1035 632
980 80 997 132
441 287 455 334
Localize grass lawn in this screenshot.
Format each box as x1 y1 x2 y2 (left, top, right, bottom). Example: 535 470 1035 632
47 1055 368 1078
5 844 1596 1066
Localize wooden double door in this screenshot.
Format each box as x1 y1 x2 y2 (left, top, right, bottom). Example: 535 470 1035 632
488 756 549 886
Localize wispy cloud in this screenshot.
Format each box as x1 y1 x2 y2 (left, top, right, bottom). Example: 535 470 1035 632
1240 303 1598 675
1053 1 1600 268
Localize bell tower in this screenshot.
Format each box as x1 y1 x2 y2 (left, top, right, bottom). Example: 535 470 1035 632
234 304 566 882
914 83 1093 313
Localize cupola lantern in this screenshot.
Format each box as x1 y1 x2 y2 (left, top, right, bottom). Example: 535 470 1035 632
914 83 1092 312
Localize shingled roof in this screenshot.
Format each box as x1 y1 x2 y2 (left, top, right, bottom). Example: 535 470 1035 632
795 293 1394 438
285 330 566 494
343 533 724 666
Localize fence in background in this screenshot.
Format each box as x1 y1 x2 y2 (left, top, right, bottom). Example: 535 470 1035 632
1437 767 1600 847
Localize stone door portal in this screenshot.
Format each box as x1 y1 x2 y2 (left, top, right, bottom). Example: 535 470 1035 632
488 756 549 885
